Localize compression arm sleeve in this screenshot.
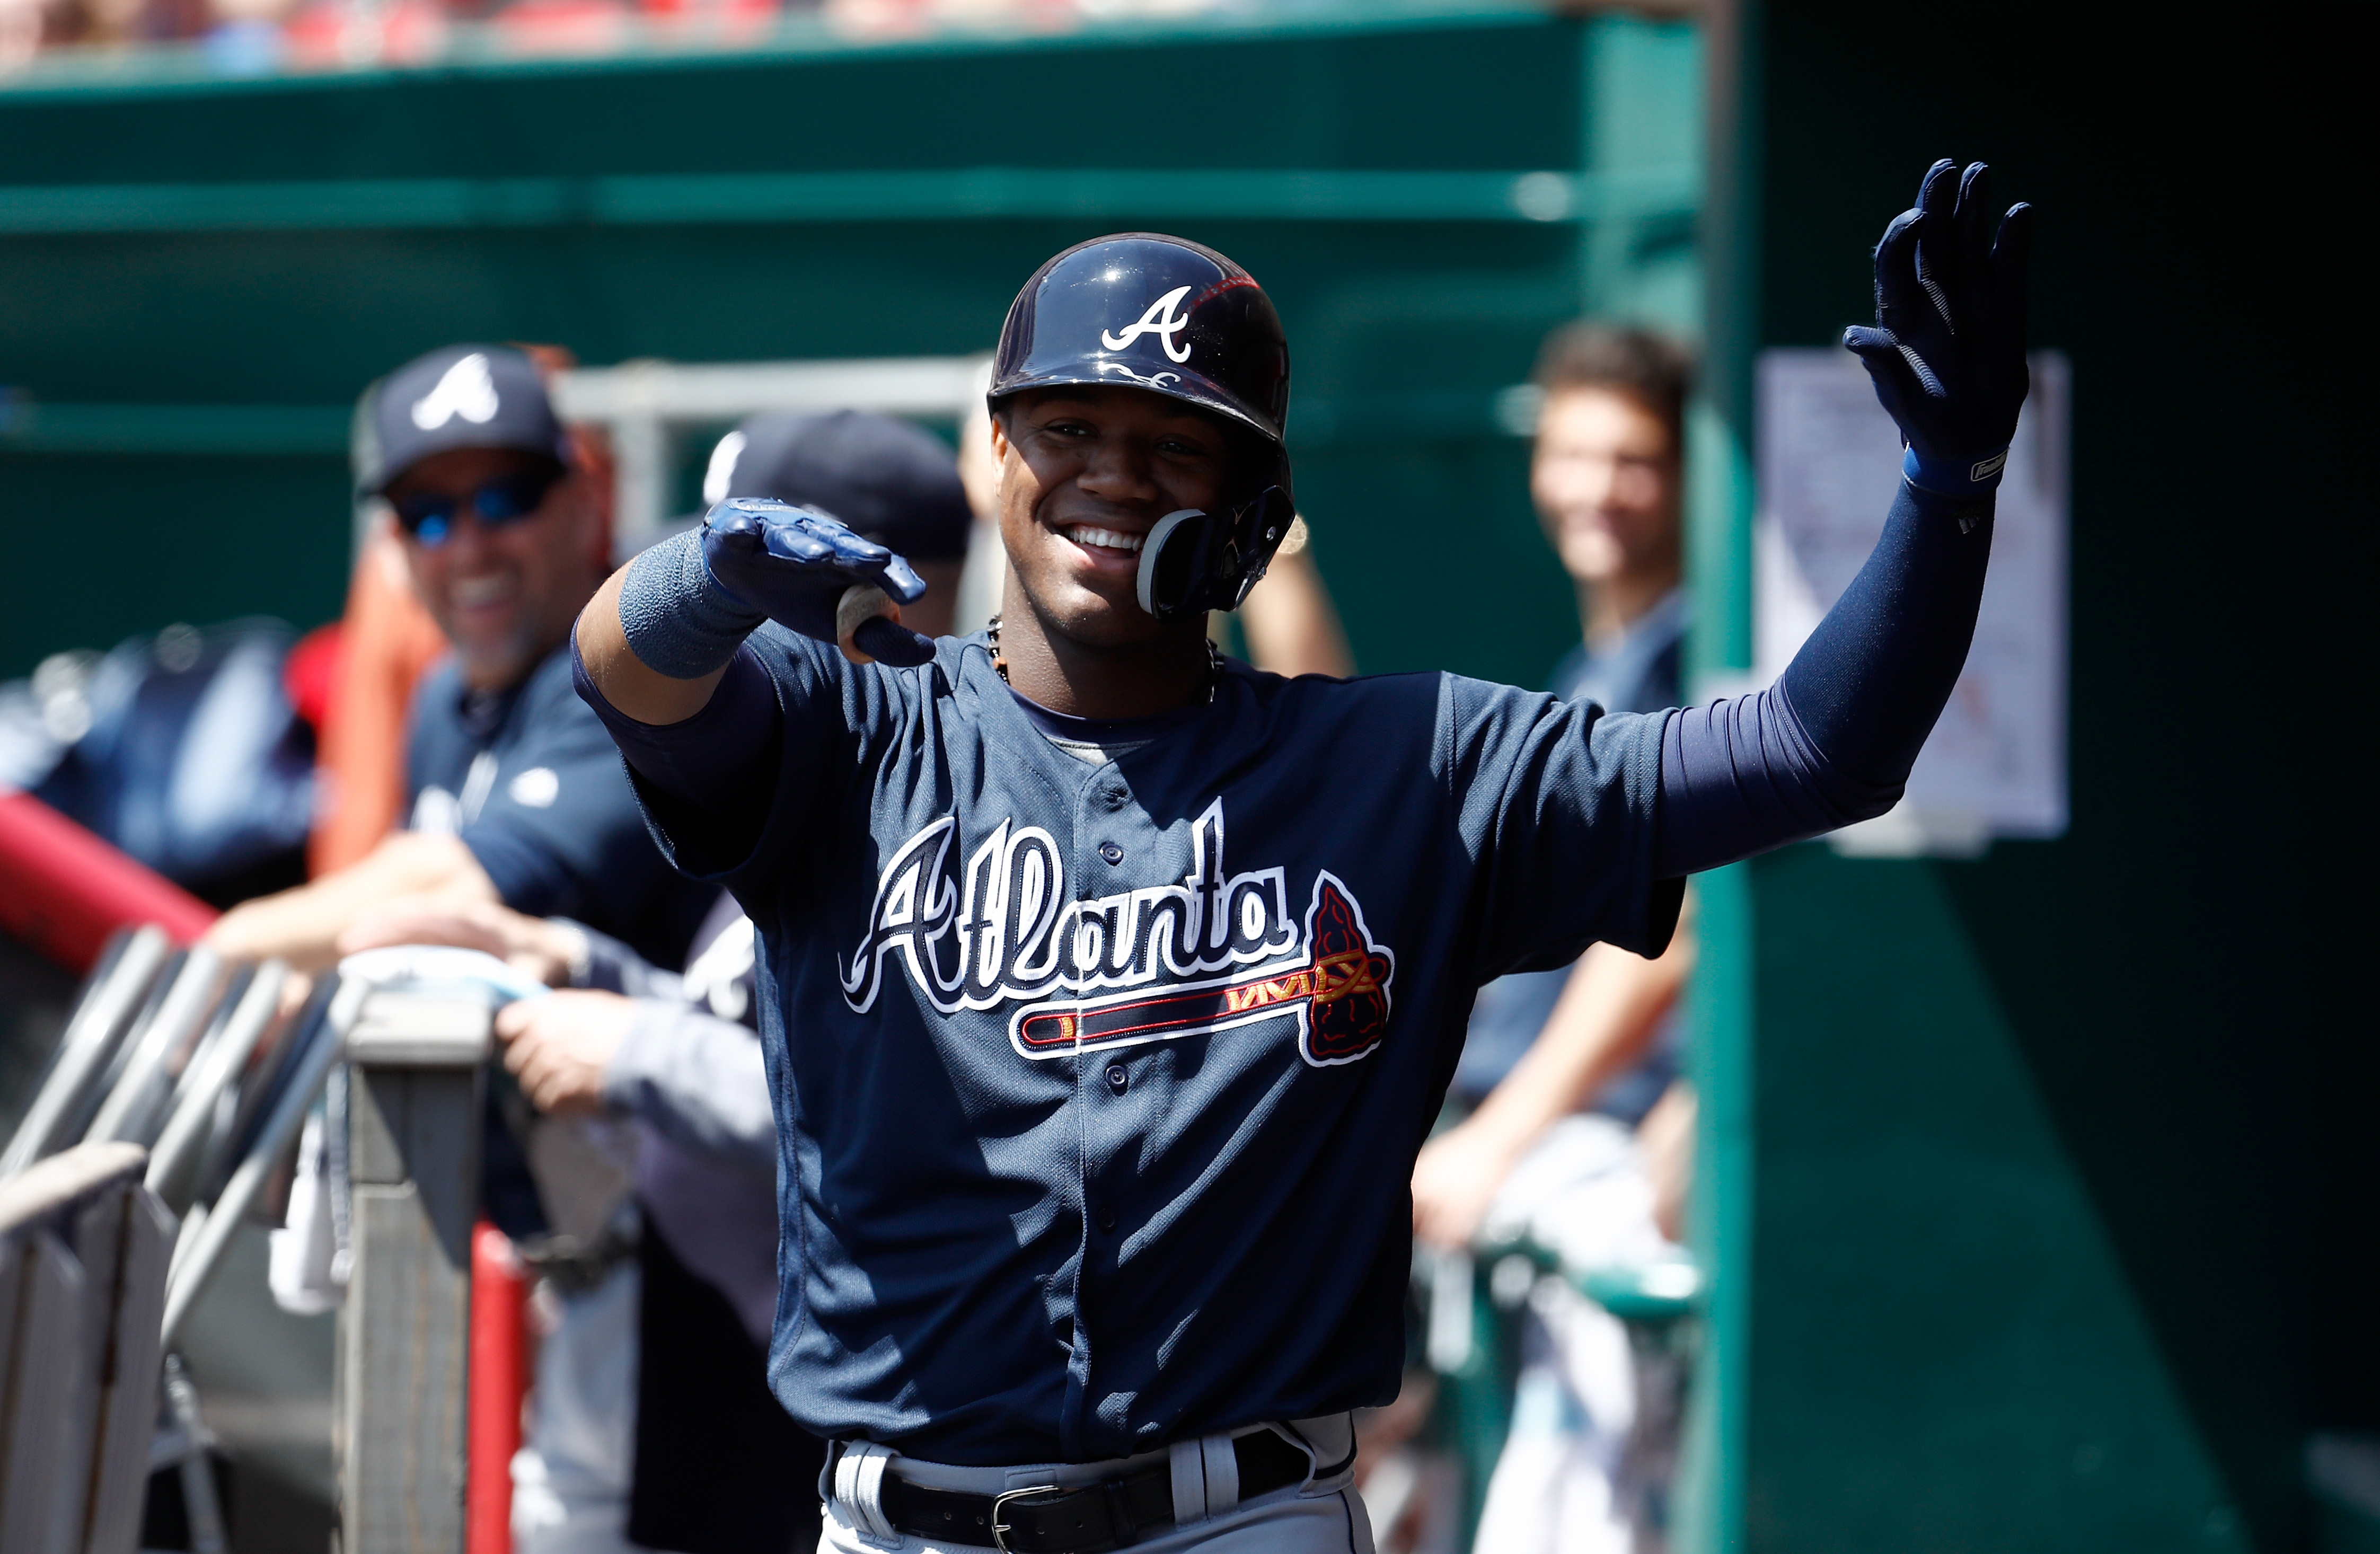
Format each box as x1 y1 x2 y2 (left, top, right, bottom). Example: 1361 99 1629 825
1651 481 1992 878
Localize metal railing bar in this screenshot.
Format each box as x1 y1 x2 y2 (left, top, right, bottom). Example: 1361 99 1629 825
3 925 131 1106
160 974 359 1346
150 961 255 1136
84 948 226 1147
145 962 286 1206
0 925 170 1176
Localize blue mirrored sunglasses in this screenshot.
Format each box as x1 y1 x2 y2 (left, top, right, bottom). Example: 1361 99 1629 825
392 468 562 547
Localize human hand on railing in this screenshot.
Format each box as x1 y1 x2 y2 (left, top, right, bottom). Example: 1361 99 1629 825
339 895 584 988
495 992 634 1116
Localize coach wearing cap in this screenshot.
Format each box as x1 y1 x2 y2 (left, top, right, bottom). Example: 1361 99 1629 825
207 343 712 978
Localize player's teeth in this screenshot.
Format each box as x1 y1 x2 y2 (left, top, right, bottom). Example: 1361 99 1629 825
1067 526 1144 553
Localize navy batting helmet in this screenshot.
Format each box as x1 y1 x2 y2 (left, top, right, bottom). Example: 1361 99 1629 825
989 233 1295 621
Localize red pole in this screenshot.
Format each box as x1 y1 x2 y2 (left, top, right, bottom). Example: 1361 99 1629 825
469 1221 532 1554
0 790 217 972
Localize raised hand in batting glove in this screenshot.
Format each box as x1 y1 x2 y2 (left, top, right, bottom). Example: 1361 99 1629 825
702 498 937 667
1843 159 2033 498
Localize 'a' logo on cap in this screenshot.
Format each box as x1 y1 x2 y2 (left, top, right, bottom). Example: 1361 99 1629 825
411 353 501 431
1101 287 1194 364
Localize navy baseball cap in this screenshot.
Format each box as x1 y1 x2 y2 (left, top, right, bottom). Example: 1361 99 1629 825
703 410 973 562
361 344 572 495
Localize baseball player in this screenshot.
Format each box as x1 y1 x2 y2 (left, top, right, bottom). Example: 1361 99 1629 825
570 161 2030 1553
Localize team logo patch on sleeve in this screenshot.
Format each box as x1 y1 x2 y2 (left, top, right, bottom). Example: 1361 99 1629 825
840 800 1396 1067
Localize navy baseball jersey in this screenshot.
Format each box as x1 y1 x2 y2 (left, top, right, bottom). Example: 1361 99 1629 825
627 627 1679 1466
1455 585 1690 1113
409 643 712 969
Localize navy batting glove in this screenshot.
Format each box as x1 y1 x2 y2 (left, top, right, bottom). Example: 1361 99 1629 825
1842 160 2034 498
703 499 936 667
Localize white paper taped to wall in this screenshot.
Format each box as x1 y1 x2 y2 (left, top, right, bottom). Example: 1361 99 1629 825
1755 348 2069 857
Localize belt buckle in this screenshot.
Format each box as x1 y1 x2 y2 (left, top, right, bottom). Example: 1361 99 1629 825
988 1483 1065 1553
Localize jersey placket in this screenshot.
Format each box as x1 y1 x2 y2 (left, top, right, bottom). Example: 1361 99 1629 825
1060 761 1162 1461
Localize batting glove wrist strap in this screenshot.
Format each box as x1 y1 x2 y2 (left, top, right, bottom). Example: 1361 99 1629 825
618 528 766 680
1901 443 2010 497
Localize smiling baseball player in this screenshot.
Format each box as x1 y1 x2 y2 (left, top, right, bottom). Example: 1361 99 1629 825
571 163 2030 1554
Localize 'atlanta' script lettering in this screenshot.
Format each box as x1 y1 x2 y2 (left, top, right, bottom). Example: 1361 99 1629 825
841 800 1395 1066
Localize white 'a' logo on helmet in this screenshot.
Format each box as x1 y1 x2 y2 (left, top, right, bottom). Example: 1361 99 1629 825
410 352 501 430
1101 286 1194 364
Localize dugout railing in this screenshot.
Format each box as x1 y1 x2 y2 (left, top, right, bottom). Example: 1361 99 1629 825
1 920 539 1554
0 774 549 1554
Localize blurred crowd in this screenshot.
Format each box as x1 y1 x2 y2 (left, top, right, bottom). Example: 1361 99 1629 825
0 0 1274 79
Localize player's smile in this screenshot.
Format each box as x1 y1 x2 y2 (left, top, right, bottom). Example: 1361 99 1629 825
1052 519 1149 580
992 384 1241 635
1061 524 1146 557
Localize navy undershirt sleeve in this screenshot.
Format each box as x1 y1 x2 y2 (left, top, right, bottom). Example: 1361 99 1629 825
1653 481 1993 877
571 634 781 826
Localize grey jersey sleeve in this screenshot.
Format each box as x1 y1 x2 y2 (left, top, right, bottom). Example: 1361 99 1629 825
601 1001 775 1175
561 919 686 1001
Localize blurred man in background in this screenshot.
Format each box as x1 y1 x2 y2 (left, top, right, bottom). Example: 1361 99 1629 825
205 342 711 977
309 343 607 878
342 405 977 1554
205 343 717 1551
1416 325 1698 1238
1411 323 1699 1554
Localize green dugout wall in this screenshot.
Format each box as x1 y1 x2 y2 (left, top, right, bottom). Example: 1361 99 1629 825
0 12 1701 1527
0 2 1700 686
9 3 2369 1551
1687 2 2373 1551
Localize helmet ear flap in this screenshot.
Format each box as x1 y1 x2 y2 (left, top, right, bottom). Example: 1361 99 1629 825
1134 488 1298 622
1136 509 1210 620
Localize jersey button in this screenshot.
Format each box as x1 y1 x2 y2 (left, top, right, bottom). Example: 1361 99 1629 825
1096 1206 1118 1232
1105 1063 1129 1095
1099 842 1124 866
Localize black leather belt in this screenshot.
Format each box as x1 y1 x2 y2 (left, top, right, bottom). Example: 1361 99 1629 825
871 1428 1323 1553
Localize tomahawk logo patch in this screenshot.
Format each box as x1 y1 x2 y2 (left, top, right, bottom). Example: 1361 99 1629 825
1100 286 1195 363
842 799 1394 1067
